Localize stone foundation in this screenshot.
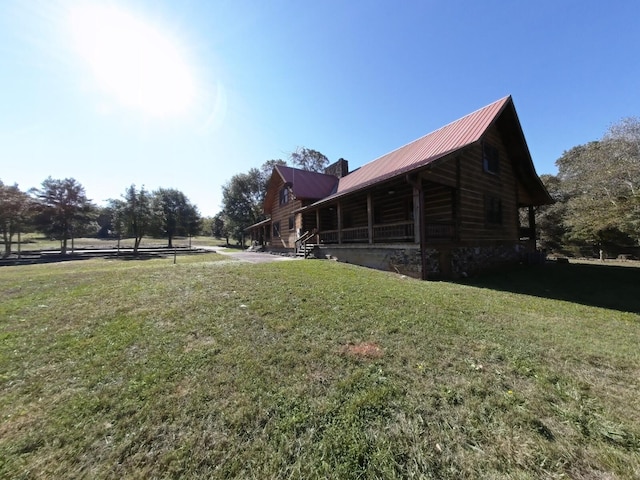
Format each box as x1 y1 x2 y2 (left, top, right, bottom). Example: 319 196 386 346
450 244 525 277
317 245 424 278
315 243 526 279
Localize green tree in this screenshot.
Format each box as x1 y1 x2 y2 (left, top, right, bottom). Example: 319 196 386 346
199 216 214 237
151 188 201 248
0 181 33 258
260 159 287 192
550 117 640 255
536 174 568 252
211 212 229 244
111 185 154 254
33 177 95 254
220 169 264 244
95 205 115 238
603 117 640 242
290 147 328 173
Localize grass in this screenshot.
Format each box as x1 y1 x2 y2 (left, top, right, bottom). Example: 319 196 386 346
1 255 639 479
11 235 224 251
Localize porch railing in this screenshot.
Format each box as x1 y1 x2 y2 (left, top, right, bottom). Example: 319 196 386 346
318 221 455 244
373 221 415 241
318 230 339 244
341 226 369 243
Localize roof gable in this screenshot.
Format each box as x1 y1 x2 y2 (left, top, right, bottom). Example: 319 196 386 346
275 165 339 200
336 96 511 196
263 165 339 213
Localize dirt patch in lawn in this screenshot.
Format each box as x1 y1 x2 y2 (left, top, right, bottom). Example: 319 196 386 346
340 342 384 360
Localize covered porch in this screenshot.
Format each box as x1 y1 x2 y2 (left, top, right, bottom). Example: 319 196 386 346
246 218 271 246
300 177 458 246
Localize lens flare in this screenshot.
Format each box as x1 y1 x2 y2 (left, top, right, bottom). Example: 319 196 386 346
68 4 196 117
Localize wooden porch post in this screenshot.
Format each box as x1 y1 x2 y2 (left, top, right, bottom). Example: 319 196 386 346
528 205 536 251
367 193 373 244
407 174 428 280
315 209 320 243
412 187 421 244
455 157 462 242
337 202 342 245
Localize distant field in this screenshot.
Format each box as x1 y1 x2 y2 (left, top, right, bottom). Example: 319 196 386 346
1 255 638 479
12 235 225 251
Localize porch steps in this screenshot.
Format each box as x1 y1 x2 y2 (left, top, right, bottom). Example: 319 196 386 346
296 243 316 258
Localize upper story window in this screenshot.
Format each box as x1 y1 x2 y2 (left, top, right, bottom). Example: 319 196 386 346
482 141 500 175
279 187 290 205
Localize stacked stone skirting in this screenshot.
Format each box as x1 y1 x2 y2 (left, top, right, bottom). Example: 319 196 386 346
314 243 526 279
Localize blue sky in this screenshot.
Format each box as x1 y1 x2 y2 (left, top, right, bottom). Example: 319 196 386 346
1 0 638 216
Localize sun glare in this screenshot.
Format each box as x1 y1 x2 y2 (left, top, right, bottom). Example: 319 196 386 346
68 5 196 117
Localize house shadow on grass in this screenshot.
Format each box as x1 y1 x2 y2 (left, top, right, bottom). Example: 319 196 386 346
458 261 640 314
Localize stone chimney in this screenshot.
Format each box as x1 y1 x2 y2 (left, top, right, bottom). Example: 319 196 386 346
324 158 349 178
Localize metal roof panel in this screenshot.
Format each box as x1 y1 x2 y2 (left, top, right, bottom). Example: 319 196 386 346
335 96 511 197
276 165 339 200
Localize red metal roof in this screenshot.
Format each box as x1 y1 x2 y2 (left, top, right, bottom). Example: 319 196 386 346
275 165 338 200
334 96 512 198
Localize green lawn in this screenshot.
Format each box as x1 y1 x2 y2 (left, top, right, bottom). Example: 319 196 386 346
1 255 639 479
12 235 224 251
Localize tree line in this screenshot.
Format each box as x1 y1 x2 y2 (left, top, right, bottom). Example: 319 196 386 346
0 178 202 257
538 117 640 257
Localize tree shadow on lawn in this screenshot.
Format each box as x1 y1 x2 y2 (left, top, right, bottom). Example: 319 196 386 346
459 261 640 314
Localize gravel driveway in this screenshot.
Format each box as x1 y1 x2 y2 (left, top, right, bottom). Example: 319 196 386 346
201 246 299 264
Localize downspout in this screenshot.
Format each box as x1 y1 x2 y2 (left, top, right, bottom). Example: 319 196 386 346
406 173 428 280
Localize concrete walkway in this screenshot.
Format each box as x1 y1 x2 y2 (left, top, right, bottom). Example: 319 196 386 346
201 246 299 264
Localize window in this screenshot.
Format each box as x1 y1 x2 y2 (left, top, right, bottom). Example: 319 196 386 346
485 196 502 224
279 187 289 205
288 215 295 230
272 221 281 237
482 141 500 175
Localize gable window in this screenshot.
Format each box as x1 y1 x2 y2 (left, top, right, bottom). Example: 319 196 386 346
288 215 295 230
485 196 503 225
482 141 500 175
272 221 281 238
279 187 289 205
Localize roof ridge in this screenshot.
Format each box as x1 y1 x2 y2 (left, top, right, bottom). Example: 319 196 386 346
276 164 338 178
364 95 512 165
332 95 513 198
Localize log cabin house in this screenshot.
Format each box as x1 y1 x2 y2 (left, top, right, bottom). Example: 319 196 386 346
246 96 552 279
